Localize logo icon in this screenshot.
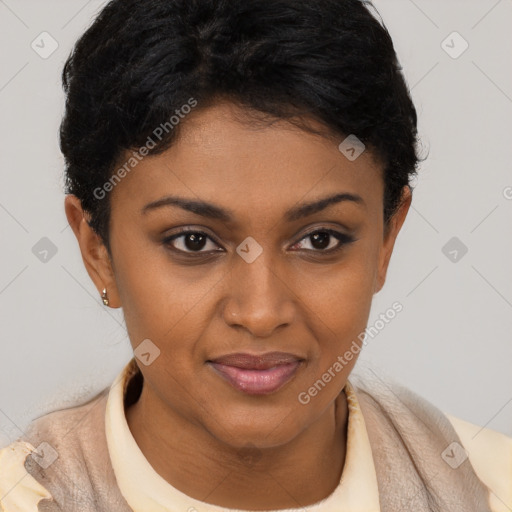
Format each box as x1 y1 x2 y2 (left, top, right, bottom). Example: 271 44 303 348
237 443 263 467
134 339 161 366
338 134 366 161
442 237 468 263
31 442 59 469
32 237 58 263
441 441 468 469
441 32 469 59
31 32 59 59
236 237 263 263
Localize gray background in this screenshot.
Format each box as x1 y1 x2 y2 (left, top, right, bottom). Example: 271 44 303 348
0 0 511 449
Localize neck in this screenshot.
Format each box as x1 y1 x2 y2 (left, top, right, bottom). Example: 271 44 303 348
125 381 348 510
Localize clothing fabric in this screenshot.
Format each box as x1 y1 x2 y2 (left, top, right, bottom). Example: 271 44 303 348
0 358 511 511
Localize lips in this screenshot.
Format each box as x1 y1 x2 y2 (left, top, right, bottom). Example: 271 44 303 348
207 351 303 395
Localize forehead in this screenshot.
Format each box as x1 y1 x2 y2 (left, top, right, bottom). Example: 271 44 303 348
109 102 384 222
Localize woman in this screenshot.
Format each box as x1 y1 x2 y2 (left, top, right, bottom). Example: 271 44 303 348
0 0 510 511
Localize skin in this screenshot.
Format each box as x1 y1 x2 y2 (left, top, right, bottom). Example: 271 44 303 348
65 100 411 509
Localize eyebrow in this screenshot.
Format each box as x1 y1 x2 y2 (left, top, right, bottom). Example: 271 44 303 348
141 192 365 223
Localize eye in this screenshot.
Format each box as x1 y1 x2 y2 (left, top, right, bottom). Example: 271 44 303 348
163 229 223 254
290 228 355 254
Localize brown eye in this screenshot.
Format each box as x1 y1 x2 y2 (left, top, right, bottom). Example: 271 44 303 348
309 232 331 250
290 229 355 253
163 230 222 254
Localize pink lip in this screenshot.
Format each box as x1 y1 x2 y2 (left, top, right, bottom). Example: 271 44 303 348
208 361 302 395
207 352 304 395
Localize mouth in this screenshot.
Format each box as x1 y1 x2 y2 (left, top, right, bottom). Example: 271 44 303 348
206 352 304 395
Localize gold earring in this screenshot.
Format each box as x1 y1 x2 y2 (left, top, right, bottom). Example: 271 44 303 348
101 288 109 306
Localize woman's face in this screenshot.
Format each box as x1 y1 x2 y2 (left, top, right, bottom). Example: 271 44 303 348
71 101 410 450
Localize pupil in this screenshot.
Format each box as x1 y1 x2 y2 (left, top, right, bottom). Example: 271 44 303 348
185 233 206 251
311 232 330 250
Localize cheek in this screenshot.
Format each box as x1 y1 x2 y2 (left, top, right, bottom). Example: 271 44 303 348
111 227 218 344
299 241 379 375
292 255 378 412
299 247 379 335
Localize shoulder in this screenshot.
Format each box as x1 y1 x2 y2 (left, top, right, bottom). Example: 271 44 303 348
23 387 109 444
447 413 512 512
0 389 110 512
0 440 55 511
349 368 512 509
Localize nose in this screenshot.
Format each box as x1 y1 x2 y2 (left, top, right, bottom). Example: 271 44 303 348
221 251 296 338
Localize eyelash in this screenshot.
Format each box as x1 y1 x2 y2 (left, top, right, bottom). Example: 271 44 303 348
162 227 356 257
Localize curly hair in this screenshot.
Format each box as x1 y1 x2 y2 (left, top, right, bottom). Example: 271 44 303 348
60 0 420 254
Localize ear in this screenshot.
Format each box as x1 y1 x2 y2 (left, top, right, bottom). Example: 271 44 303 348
64 195 121 308
374 186 412 294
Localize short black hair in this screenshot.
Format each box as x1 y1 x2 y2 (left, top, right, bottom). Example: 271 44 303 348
60 0 420 254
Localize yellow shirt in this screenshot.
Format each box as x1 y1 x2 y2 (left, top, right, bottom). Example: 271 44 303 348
1 360 511 511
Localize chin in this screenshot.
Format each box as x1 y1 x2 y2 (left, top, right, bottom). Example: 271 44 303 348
202 409 304 451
